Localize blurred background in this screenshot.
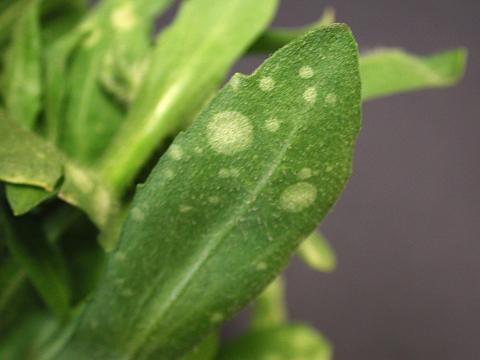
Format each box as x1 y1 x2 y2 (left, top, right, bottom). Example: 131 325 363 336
218 1 479 359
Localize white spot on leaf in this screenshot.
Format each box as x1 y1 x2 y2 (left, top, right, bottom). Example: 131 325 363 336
265 117 280 132
256 262 268 271
179 205 192 213
169 144 183 160
207 111 253 155
259 76 275 91
210 312 224 323
219 168 240 178
208 196 220 204
111 4 136 31
298 168 313 180
303 87 317 104
299 66 314 79
131 207 144 221
230 75 241 91
280 182 317 213
164 168 175 180
325 93 337 104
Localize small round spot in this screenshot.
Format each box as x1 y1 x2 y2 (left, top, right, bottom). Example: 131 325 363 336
179 205 192 213
325 164 334 173
265 117 280 132
299 66 314 79
114 252 126 262
325 93 337 105
303 87 317 104
218 168 240 178
298 168 313 180
164 168 175 180
210 312 224 323
131 207 144 221
111 4 136 31
259 76 275 91
169 144 183 160
208 196 220 204
218 168 230 178
256 262 268 271
280 182 317 213
230 76 241 91
207 111 253 155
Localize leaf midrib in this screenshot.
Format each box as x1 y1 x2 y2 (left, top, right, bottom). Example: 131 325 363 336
128 120 300 358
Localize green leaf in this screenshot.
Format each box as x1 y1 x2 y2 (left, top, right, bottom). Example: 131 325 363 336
0 209 71 317
360 48 467 100
48 0 174 162
6 184 54 216
58 25 360 359
2 0 42 129
251 277 287 330
0 118 63 190
217 324 333 360
298 231 337 272
0 118 118 229
40 0 87 44
249 6 335 54
182 333 218 360
58 162 118 231
99 0 279 192
0 0 30 47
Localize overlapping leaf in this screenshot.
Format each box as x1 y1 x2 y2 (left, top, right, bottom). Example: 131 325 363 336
99 0 279 191
0 209 70 317
46 0 174 162
57 25 361 359
0 118 117 229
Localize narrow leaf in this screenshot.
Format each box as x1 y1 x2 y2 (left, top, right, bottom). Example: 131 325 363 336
0 209 71 316
218 324 333 360
59 25 361 359
2 0 42 129
360 48 467 100
99 0 279 192
298 231 337 272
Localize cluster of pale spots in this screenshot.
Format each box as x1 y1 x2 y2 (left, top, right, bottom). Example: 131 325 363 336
155 62 334 215
64 26 360 359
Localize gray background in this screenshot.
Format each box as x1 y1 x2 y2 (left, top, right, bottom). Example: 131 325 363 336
225 1 480 359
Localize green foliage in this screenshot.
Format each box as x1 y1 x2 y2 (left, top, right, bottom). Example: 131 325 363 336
57 25 361 359
299 231 337 272
0 1 466 358
218 324 333 360
360 48 467 100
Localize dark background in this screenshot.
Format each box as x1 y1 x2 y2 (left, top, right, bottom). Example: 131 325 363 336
223 1 479 359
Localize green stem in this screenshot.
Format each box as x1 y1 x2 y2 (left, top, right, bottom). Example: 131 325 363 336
250 276 287 330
